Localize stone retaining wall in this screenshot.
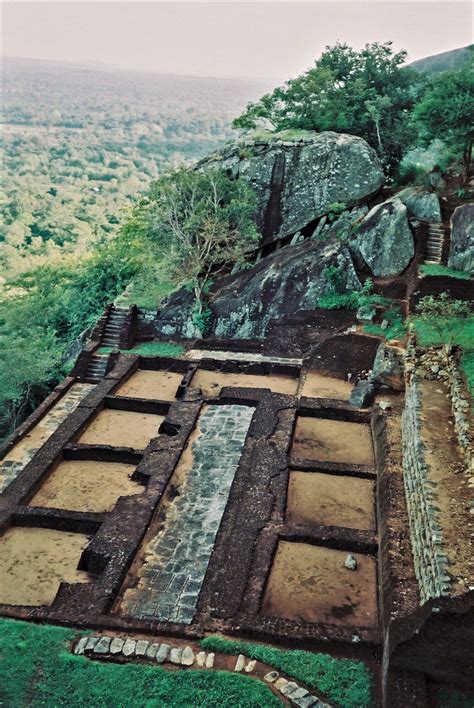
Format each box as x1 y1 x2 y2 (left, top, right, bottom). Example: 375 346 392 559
402 377 451 603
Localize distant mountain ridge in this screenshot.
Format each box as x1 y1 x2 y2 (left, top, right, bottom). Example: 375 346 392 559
409 45 473 74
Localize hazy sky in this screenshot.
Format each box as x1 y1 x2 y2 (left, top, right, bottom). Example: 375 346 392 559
2 2 473 80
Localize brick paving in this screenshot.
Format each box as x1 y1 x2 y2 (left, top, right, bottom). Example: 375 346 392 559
0 383 95 493
121 404 254 624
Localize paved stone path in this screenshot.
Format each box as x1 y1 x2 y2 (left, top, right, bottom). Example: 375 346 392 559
0 383 95 493
121 404 254 624
186 349 303 365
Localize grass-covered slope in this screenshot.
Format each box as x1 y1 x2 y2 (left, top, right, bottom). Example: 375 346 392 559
0 619 280 708
201 635 375 708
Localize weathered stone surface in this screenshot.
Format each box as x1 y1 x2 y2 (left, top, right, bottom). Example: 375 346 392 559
146 643 160 659
155 238 361 340
170 647 183 664
84 636 100 652
280 681 300 696
198 132 384 242
135 640 149 656
275 678 289 691
291 687 310 700
344 554 358 570
93 636 111 654
181 646 195 666
122 639 136 657
196 651 206 667
74 636 88 655
245 659 257 673
120 405 254 623
264 671 279 682
205 652 215 668
349 380 378 408
395 187 441 223
234 654 246 672
352 198 415 277
372 343 406 390
156 643 170 663
448 204 474 274
109 638 125 655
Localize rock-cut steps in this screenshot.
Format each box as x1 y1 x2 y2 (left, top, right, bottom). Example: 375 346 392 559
85 354 109 383
101 306 128 348
424 223 447 265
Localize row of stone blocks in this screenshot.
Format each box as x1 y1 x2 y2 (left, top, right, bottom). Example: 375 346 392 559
402 377 452 603
73 635 332 707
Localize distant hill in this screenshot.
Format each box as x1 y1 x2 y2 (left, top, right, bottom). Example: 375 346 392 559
409 45 473 75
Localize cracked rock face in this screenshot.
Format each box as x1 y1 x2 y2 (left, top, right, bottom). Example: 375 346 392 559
395 186 441 223
448 203 474 275
352 197 415 277
198 131 385 242
155 238 361 340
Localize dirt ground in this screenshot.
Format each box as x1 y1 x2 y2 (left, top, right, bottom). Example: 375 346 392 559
115 370 183 401
191 370 298 397
262 541 378 628
29 460 141 513
420 380 473 592
286 471 375 530
78 409 165 449
301 372 353 400
292 417 375 465
0 527 90 606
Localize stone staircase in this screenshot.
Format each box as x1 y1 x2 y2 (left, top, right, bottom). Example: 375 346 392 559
85 353 109 383
424 223 447 265
101 306 128 348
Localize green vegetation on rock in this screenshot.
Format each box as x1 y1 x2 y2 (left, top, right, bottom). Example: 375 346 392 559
99 342 185 357
0 618 280 708
200 635 374 708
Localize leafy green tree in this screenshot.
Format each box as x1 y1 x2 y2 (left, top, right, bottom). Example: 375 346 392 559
233 41 420 173
125 168 258 316
413 56 474 181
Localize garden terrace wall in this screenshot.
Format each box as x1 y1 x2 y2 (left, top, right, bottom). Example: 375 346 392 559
410 275 474 309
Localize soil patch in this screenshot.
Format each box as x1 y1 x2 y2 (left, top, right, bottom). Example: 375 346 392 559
292 418 374 465
115 370 183 401
301 372 353 400
191 370 298 397
286 471 375 530
420 380 473 592
29 460 141 513
78 409 164 449
262 541 377 628
0 527 91 606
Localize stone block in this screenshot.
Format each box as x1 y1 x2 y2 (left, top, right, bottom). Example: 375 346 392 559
122 639 137 657
93 636 111 654
110 638 125 655
181 646 195 666
135 640 149 657
170 647 183 664
156 643 171 663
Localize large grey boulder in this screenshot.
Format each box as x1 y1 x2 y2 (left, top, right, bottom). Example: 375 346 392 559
198 131 384 242
448 203 474 275
352 198 415 277
155 238 361 340
395 187 441 223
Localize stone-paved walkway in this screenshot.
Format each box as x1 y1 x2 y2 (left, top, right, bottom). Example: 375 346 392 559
0 383 95 494
121 404 254 624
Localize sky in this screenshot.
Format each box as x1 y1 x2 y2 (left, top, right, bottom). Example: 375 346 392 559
2 1 473 81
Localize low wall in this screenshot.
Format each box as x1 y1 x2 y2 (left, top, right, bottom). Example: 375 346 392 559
402 376 451 603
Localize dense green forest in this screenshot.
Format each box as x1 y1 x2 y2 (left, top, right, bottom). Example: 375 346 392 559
1 57 269 275
0 45 472 439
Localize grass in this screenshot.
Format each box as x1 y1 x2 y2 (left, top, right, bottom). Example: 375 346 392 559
413 314 474 394
200 636 375 708
0 618 281 708
420 264 471 281
98 341 185 357
364 309 406 341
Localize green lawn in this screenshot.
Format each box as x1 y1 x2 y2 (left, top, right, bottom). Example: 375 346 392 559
0 619 281 708
201 636 375 708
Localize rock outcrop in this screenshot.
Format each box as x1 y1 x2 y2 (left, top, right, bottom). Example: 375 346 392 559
155 238 361 340
395 187 441 223
352 198 415 277
198 131 384 243
448 203 474 274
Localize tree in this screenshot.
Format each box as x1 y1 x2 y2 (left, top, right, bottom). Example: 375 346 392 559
129 168 258 322
414 292 472 359
233 42 420 174
413 56 474 182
